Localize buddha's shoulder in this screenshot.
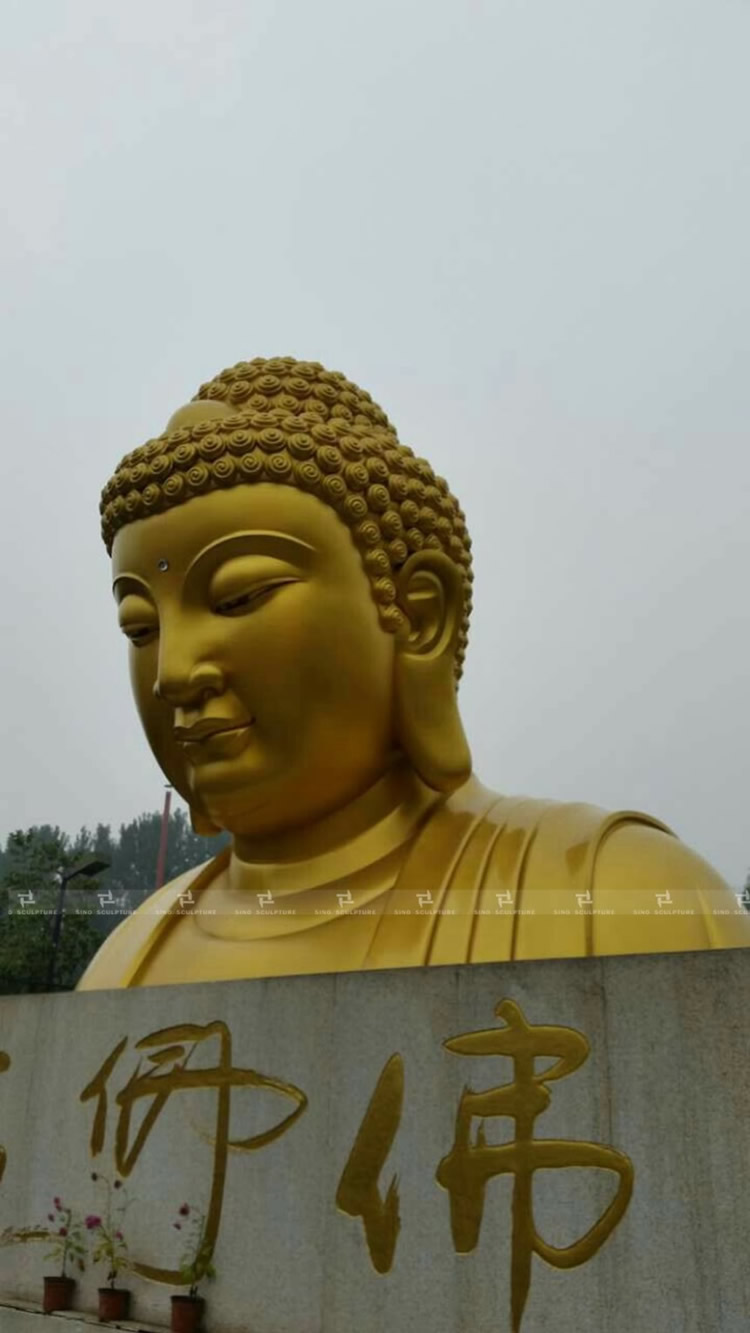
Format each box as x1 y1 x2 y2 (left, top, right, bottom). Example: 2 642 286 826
445 780 671 854
453 783 750 950
460 783 725 886
76 855 226 991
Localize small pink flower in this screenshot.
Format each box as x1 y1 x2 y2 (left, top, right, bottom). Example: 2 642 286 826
53 1197 62 1210
85 1214 102 1230
179 1203 190 1216
115 1231 123 1241
58 1227 68 1237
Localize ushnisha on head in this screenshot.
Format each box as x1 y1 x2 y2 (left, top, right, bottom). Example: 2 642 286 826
104 358 474 839
100 357 473 678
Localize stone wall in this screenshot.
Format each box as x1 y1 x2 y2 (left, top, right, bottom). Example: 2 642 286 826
0 949 748 1332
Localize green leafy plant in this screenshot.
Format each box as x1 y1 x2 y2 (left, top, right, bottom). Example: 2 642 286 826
43 1197 86 1276
86 1173 131 1287
173 1203 217 1297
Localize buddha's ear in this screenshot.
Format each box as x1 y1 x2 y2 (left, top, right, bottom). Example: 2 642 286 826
393 550 472 793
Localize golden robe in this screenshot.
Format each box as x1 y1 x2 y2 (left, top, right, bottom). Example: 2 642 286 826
78 779 750 990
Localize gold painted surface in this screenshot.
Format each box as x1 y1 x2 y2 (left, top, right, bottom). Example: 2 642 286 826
79 356 750 991
80 1021 306 1284
436 1000 633 1333
336 1053 404 1274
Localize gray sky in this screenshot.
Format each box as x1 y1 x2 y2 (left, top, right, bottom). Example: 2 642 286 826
1 0 748 886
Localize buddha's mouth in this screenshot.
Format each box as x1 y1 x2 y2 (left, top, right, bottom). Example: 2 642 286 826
175 717 255 744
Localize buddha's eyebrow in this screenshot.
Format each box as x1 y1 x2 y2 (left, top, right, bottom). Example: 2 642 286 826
112 532 316 602
185 531 316 580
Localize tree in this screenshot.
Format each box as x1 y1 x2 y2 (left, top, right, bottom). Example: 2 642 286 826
0 811 229 992
0 828 104 993
94 809 228 930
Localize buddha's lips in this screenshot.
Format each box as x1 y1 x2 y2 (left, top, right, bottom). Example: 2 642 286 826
174 718 254 743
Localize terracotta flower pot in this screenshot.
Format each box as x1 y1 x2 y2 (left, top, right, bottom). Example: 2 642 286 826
43 1275 76 1312
98 1286 131 1321
171 1293 205 1333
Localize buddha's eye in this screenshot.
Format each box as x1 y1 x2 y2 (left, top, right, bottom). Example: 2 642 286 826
117 592 158 647
213 580 295 617
121 624 158 647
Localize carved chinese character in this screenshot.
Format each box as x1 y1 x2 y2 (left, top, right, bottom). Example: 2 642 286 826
336 1053 403 1273
436 999 633 1332
81 1021 307 1283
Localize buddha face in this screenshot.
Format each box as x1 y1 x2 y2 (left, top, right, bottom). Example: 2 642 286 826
112 483 398 838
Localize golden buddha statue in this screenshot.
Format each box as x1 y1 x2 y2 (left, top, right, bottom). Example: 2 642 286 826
79 357 750 990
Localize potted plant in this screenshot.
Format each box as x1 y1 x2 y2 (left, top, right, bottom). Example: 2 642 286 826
1 1217 74 1313
42 1197 86 1312
170 1203 216 1333
86 1171 132 1321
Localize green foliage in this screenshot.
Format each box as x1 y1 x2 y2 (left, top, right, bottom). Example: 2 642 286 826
87 1173 132 1288
42 1199 87 1278
173 1203 217 1296
104 807 228 904
0 811 229 995
0 828 104 993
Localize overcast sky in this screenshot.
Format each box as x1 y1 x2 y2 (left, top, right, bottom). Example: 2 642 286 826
1 0 748 887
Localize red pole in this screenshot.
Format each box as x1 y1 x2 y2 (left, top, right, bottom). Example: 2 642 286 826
155 786 172 890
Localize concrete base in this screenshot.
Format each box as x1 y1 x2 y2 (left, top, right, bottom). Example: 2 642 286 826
0 1297 167 1332
1 949 749 1332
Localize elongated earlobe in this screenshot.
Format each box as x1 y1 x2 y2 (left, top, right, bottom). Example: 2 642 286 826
190 806 222 837
394 552 472 792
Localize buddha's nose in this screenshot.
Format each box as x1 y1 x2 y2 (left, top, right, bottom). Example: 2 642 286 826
153 658 225 706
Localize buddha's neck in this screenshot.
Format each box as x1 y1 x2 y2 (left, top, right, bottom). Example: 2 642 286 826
227 760 440 897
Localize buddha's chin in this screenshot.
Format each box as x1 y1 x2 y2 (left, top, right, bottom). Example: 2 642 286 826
186 762 284 836
181 745 397 840
190 765 344 841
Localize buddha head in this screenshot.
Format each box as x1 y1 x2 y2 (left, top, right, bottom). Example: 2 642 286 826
101 358 474 838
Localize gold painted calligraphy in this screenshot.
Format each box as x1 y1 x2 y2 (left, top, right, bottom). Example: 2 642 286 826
436 999 634 1332
336 1052 404 1273
80 1021 307 1284
337 1001 632 1332
73 998 631 1321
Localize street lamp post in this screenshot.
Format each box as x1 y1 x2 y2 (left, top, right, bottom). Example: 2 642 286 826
46 856 110 991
